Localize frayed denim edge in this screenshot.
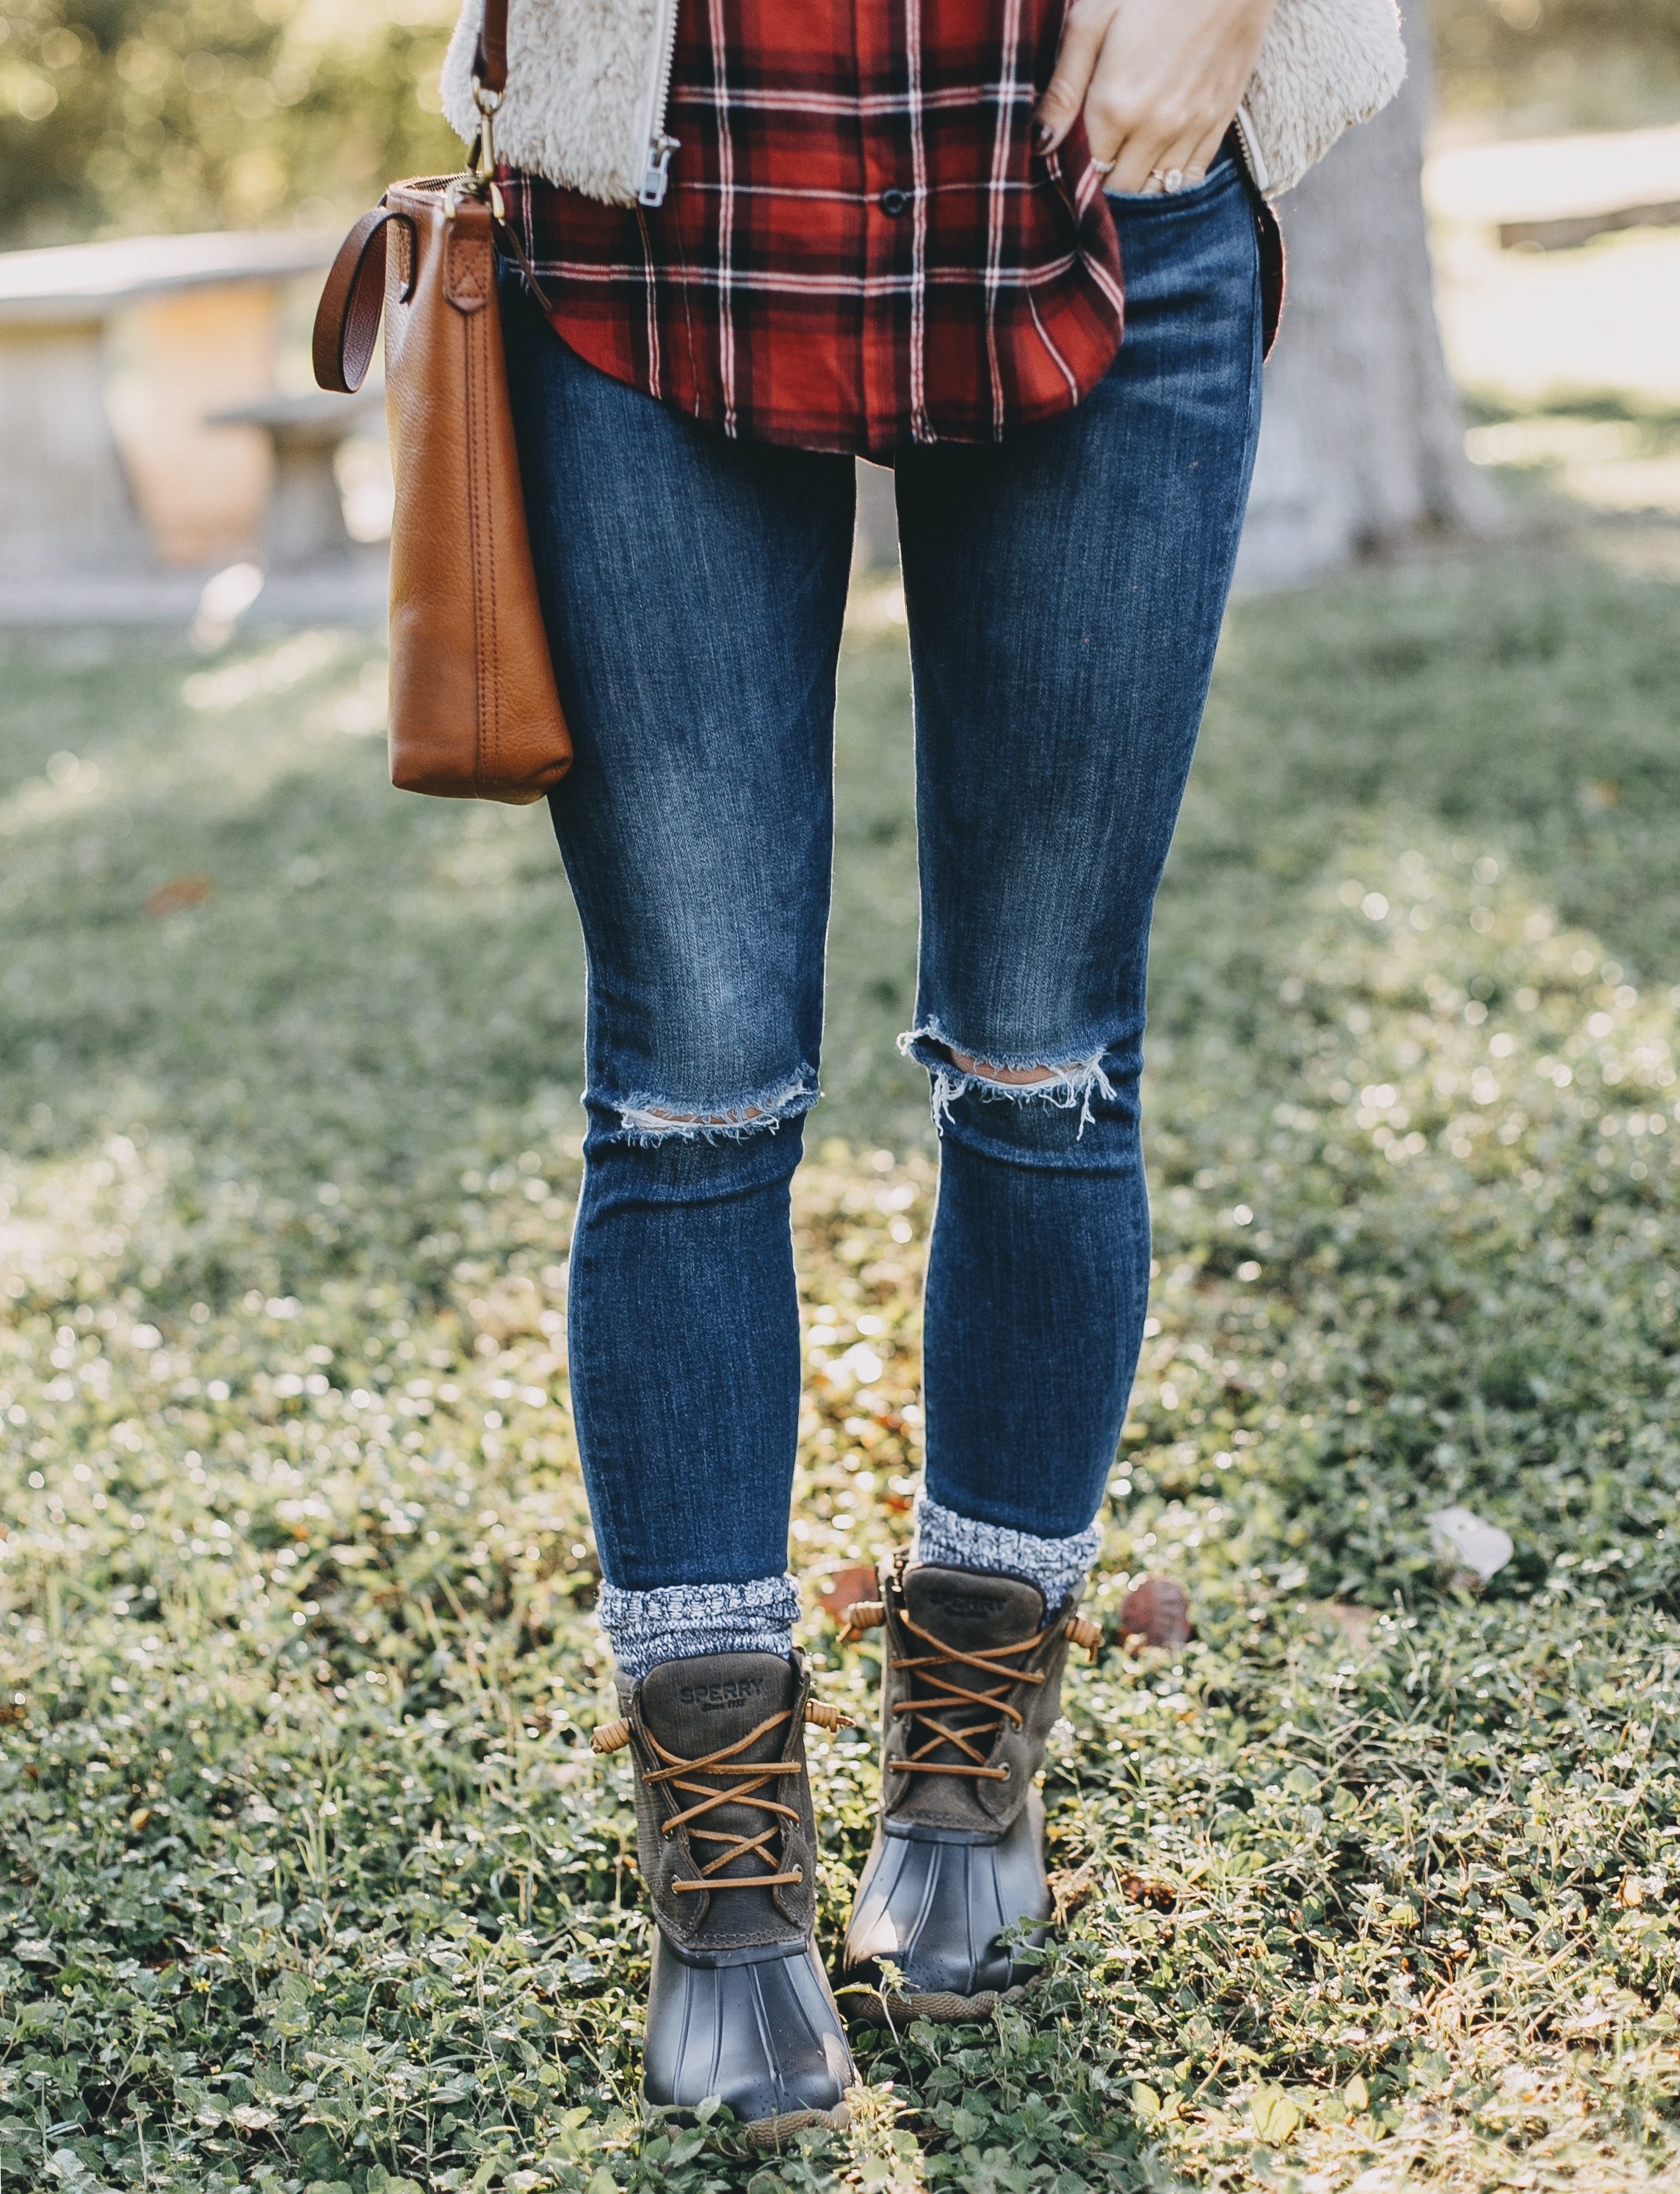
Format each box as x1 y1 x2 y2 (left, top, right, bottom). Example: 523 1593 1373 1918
609 1072 819 1146
897 1024 1115 1137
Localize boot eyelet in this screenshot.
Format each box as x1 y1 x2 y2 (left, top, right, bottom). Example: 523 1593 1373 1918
999 1764 1011 1779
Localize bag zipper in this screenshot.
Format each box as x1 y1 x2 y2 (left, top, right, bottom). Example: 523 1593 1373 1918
637 0 682 206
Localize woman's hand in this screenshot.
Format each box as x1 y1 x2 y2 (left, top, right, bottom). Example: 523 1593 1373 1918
1035 0 1278 195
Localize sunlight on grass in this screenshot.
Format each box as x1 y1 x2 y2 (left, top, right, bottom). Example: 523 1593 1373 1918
3 539 1680 2190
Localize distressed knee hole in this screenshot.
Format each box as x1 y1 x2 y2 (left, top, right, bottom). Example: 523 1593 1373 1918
941 1045 1067 1089
612 1071 819 1146
637 1102 766 1128
897 1024 1115 1137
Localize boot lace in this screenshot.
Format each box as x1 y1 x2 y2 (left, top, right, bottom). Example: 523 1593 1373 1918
642 1709 806 1893
890 1612 1049 1784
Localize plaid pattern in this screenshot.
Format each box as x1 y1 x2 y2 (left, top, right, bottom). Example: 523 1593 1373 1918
501 0 1126 457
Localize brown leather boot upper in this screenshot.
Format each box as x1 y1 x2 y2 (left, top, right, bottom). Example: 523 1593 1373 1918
619 1650 819 1952
876 1554 1082 1832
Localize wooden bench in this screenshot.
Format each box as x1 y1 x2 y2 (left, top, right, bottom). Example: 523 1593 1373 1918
0 231 333 582
206 390 383 571
1428 121 1680 253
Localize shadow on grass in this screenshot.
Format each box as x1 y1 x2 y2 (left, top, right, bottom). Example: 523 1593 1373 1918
2 534 1680 2190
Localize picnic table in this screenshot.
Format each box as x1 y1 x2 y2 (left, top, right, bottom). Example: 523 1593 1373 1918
0 231 333 584
1427 120 1680 250
207 390 383 571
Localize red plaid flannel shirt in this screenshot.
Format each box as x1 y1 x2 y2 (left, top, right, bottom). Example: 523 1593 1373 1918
502 0 1126 458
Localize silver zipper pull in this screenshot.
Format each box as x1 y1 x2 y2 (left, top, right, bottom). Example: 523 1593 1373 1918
638 134 679 208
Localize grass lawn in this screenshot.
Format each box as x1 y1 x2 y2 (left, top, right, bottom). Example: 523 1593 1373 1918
3 518 1680 2194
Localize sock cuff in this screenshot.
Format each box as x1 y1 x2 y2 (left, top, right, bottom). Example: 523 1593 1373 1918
911 1495 1102 1607
595 1574 801 1684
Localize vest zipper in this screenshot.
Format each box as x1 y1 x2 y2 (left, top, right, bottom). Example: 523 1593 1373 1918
1231 102 1271 198
637 0 683 206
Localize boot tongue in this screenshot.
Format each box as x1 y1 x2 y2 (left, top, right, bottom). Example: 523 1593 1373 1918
903 1563 1046 1651
893 1566 1047 1827
637 1653 800 1922
640 1651 797 1762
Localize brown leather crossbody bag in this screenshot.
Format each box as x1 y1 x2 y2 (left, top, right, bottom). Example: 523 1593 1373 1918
311 0 570 805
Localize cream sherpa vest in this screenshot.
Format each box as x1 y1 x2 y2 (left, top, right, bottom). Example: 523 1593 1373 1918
441 0 1405 211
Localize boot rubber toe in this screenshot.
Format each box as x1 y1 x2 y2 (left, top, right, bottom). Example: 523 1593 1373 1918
842 1790 1049 2020
643 1934 855 2138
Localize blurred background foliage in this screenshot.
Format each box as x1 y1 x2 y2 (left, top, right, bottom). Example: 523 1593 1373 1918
0 0 460 245
1436 0 1680 129
0 0 1678 245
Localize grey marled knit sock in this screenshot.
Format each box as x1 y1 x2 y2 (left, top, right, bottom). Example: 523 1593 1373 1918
911 1495 1101 1607
595 1574 800 1684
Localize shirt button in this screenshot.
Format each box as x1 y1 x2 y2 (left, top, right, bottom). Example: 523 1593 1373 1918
878 187 910 217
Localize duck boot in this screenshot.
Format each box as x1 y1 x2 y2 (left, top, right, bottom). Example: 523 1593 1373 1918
595 1649 855 2145
839 1553 1099 2021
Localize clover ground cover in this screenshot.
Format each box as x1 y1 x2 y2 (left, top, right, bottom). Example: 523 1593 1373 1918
1 540 1679 2191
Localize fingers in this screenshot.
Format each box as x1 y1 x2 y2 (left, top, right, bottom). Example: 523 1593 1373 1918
1038 0 1256 181
1184 117 1231 183
1105 132 1170 195
1035 0 1113 155
1104 113 1228 196
1105 119 1201 195
1083 69 1208 186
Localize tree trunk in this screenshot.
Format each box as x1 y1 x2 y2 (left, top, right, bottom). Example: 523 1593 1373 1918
1234 0 1500 590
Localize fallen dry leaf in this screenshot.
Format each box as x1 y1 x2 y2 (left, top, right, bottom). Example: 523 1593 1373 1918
1428 1505 1514 1582
819 1563 880 1625
1120 1871 1177 1911
145 873 213 916
1314 1601 1376 1651
1120 1575 1192 1647
1050 1859 1101 1921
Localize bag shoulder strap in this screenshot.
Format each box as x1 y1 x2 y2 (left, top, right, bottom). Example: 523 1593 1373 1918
312 205 402 394
474 0 510 96
312 0 523 396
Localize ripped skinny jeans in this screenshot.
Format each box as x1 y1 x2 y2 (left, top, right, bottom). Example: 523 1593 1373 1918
502 158 1265 1593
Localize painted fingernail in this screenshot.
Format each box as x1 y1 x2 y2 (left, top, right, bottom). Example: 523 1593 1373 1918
1033 120 1054 152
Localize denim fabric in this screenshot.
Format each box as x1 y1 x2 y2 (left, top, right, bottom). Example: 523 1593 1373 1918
502 152 1264 1597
